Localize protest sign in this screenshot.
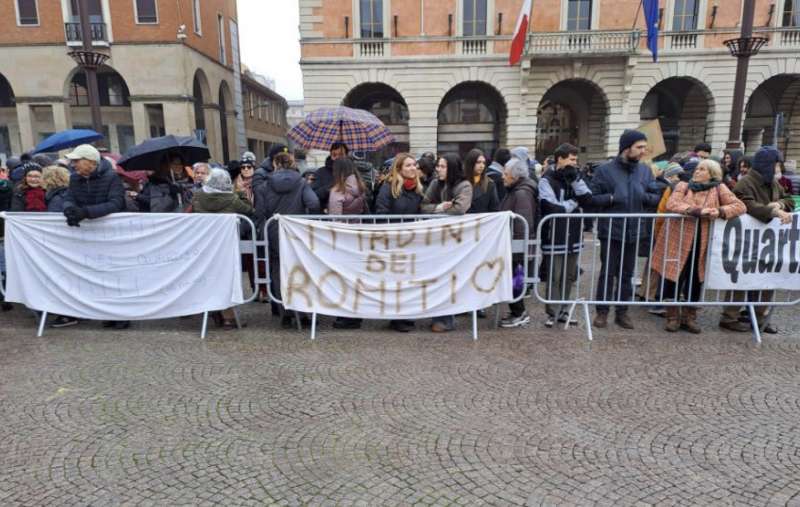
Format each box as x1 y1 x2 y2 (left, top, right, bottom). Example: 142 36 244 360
278 212 514 318
706 214 800 291
3 213 244 319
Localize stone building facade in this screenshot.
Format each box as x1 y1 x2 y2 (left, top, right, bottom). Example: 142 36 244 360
299 0 800 164
242 71 290 161
0 0 286 163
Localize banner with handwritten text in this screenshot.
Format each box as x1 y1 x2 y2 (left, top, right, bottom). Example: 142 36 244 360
278 212 513 318
3 213 244 319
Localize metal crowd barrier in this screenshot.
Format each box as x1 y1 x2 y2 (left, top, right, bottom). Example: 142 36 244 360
263 213 530 340
534 212 800 343
0 213 261 339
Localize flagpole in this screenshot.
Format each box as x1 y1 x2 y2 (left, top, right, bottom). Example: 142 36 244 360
632 0 643 30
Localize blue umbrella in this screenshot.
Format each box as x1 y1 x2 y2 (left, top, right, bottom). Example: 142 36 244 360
33 129 103 154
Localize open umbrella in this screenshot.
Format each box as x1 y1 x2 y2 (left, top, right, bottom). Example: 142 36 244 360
33 129 103 154
117 135 210 171
288 106 395 152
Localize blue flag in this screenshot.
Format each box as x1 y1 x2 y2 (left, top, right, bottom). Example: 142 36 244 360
643 0 659 62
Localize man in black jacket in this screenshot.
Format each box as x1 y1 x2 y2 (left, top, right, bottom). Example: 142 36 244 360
539 143 595 328
589 130 662 330
312 142 348 211
63 145 125 226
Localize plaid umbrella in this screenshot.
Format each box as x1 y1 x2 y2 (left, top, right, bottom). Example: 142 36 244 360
288 106 395 152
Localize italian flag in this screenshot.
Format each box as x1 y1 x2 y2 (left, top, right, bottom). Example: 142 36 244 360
509 0 532 66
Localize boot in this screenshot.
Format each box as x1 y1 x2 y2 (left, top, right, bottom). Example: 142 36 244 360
664 306 680 332
681 307 701 334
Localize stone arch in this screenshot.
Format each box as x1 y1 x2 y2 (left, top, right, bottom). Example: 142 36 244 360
218 80 234 163
0 72 16 156
342 82 410 165
437 81 508 158
536 78 609 162
66 64 134 154
639 76 715 159
743 74 800 158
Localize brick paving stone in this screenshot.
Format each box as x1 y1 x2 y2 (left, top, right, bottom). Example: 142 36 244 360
2 304 800 505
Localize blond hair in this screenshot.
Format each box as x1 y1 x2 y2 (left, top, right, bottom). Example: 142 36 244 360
698 159 723 182
42 165 70 190
388 153 423 198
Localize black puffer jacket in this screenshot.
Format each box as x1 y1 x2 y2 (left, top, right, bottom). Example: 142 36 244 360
63 159 125 219
255 170 321 254
311 157 335 210
589 156 661 243
468 179 500 213
374 182 423 215
46 186 70 212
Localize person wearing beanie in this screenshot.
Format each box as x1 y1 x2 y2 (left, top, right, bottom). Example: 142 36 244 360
253 144 290 190
694 143 712 159
719 145 795 334
589 129 662 330
10 163 46 212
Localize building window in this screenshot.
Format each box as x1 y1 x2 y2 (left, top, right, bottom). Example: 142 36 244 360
783 0 800 26
566 0 592 31
135 0 158 23
69 0 103 21
193 0 202 34
673 0 699 31
16 0 39 25
217 14 227 64
463 0 487 36
360 0 383 38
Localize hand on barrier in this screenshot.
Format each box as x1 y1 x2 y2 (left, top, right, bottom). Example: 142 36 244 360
701 208 720 219
775 210 793 225
64 206 88 227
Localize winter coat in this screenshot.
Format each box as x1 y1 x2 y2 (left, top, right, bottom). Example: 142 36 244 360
733 170 796 223
328 175 367 215
46 186 70 212
136 175 192 213
63 161 126 219
589 156 662 243
539 171 594 254
500 177 538 239
11 185 47 212
486 162 506 202
651 182 746 283
374 182 424 215
192 190 257 217
311 158 335 210
0 179 11 237
468 178 500 214
421 179 473 215
254 169 321 255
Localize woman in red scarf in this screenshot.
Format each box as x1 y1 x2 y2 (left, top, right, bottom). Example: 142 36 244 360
11 163 47 212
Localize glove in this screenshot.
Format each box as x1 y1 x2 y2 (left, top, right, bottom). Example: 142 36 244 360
562 165 579 183
64 206 88 227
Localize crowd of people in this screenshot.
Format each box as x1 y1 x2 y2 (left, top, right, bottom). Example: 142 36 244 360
0 129 797 335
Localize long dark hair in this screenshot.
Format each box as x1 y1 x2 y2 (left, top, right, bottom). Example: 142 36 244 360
441 153 465 201
463 148 488 192
332 158 365 194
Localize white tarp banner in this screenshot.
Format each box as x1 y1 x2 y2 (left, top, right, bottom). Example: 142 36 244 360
2 213 245 319
278 212 514 318
706 213 800 291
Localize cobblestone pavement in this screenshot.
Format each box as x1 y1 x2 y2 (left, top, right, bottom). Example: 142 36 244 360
1 302 800 506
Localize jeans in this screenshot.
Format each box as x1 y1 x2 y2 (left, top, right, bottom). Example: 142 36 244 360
595 239 637 315
543 253 579 317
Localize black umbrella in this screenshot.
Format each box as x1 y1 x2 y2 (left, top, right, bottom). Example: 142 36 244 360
117 135 210 171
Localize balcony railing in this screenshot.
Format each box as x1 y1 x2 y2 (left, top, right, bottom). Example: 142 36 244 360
461 38 488 55
527 30 640 56
357 40 385 58
667 32 698 49
755 26 800 48
64 22 108 44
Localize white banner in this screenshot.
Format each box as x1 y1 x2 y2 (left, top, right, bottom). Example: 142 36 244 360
2 213 245 319
278 213 514 318
707 213 800 291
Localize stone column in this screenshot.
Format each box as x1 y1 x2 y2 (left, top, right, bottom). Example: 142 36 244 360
131 100 150 144
204 104 223 163
15 103 35 152
52 101 72 132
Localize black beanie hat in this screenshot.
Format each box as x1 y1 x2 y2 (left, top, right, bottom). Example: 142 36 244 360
618 129 648 154
752 145 782 185
268 144 289 161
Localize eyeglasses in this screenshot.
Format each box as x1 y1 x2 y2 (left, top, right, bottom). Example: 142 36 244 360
241 165 254 170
